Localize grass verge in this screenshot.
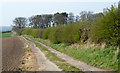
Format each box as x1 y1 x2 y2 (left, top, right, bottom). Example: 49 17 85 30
26 35 119 72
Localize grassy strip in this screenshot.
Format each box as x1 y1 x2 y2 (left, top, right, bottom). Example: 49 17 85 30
26 35 119 72
0 32 13 38
24 36 82 71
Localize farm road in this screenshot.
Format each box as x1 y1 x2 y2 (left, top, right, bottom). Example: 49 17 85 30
24 36 117 73
21 36 61 71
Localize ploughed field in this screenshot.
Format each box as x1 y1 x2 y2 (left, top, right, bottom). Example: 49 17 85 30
2 37 25 71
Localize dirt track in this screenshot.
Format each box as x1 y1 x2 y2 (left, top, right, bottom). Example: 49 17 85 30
2 37 25 71
22 36 61 71
24 36 117 73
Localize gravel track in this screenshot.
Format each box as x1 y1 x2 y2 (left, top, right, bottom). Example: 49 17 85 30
25 36 117 73
21 36 61 71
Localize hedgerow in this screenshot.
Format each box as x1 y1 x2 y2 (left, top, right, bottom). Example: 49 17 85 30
21 5 120 47
22 28 32 35
48 25 64 44
61 24 82 44
31 29 40 38
43 27 52 39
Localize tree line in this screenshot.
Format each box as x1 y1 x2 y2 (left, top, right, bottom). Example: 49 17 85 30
12 11 102 29
13 3 120 48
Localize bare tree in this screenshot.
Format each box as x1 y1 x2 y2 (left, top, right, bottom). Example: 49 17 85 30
29 15 44 28
42 14 53 28
13 17 27 29
80 11 93 22
68 12 74 23
80 11 87 22
75 15 80 22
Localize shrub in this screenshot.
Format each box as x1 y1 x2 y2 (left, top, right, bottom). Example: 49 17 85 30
48 25 64 44
43 27 52 39
90 5 120 46
22 28 32 35
43 23 83 44
17 28 26 35
61 24 82 44
31 29 40 38
39 29 44 39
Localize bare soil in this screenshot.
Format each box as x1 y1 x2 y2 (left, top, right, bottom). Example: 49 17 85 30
2 37 25 71
19 44 38 71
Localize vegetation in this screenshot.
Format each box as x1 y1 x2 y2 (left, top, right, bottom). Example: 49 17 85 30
26 35 119 72
13 2 120 72
22 28 32 35
24 36 82 71
90 5 120 46
0 32 13 38
13 17 27 29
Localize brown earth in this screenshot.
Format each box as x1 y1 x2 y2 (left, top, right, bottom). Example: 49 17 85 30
2 37 25 71
19 44 38 71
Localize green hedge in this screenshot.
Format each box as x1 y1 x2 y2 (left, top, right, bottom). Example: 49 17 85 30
21 4 120 46
22 28 32 35
42 24 82 44
31 29 40 38
39 29 44 39
48 25 64 44
22 28 40 38
22 23 83 44
61 24 82 44
43 27 52 39
90 5 120 46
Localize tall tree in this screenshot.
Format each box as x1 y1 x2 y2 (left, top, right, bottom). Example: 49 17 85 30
29 15 44 28
54 12 68 25
80 11 93 22
75 15 80 22
68 12 74 23
80 11 87 22
13 17 27 29
42 14 53 28
61 12 68 24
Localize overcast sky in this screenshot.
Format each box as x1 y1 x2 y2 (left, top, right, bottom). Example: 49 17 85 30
0 0 119 26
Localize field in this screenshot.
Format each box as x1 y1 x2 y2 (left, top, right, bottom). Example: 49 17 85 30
2 37 25 71
0 32 12 38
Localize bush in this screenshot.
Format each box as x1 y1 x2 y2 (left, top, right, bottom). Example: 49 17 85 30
31 29 40 38
17 28 26 35
43 23 83 44
90 5 120 46
22 28 32 35
61 24 82 44
43 27 52 39
48 25 64 44
39 29 44 39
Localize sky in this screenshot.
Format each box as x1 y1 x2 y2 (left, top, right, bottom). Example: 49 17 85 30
0 0 119 26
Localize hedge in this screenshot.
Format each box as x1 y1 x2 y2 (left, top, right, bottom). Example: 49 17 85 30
31 29 40 38
22 28 32 35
